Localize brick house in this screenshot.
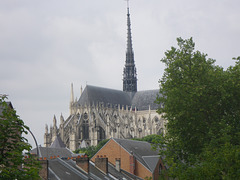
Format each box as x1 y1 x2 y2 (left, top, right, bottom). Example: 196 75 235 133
31 135 138 179
91 138 165 180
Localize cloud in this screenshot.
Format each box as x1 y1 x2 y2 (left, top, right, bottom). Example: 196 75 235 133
0 0 239 147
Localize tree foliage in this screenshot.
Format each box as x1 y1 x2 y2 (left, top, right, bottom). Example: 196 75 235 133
0 95 40 179
132 134 164 146
156 38 240 179
74 139 109 158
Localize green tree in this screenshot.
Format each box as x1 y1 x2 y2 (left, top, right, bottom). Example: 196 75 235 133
74 139 109 158
156 38 240 179
0 95 40 179
132 134 164 146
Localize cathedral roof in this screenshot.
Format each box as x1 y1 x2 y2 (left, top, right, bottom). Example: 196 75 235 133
50 135 66 148
78 85 132 107
132 89 160 111
78 85 160 111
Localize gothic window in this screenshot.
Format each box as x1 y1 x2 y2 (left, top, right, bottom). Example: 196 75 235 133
143 118 146 123
82 123 89 139
78 127 81 139
98 126 105 141
82 115 89 139
92 112 95 119
84 112 88 120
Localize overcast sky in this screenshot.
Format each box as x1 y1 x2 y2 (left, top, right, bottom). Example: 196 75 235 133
1 0 239 148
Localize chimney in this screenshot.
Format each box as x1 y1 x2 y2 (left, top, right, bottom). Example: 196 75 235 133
39 160 48 180
95 155 108 174
129 152 135 175
75 155 89 173
115 158 121 172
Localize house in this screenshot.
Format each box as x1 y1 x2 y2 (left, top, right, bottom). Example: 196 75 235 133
91 138 165 180
31 135 141 179
36 155 143 180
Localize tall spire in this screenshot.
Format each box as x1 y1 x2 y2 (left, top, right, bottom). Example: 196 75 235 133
70 83 74 115
123 4 137 92
70 83 74 103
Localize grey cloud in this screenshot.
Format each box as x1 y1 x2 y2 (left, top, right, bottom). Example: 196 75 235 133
1 0 239 147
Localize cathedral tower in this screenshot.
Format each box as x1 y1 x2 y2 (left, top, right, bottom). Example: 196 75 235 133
44 3 164 151
123 7 137 92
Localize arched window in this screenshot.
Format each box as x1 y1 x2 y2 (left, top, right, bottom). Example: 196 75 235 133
159 164 163 174
82 113 89 139
98 126 105 141
82 122 89 139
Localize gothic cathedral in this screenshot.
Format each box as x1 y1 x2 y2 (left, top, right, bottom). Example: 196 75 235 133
44 7 166 151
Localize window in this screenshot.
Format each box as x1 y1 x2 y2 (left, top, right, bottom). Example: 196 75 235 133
159 164 162 174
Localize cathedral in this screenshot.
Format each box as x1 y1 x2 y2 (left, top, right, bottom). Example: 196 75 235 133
44 7 166 151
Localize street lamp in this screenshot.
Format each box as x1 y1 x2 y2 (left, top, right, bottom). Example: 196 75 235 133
26 128 39 157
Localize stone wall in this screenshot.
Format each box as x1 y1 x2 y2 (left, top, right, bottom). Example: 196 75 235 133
44 104 166 151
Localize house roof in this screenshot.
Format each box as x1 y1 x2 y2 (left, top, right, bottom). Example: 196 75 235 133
48 158 136 180
142 155 160 172
48 158 89 180
50 158 106 180
78 85 160 111
113 138 160 172
31 147 73 159
89 161 111 180
120 168 144 180
107 162 143 180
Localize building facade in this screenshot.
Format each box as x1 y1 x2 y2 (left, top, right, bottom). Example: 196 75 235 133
44 7 166 151
91 138 166 180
